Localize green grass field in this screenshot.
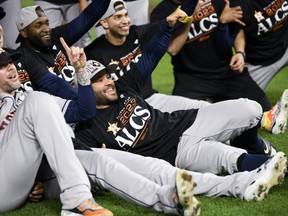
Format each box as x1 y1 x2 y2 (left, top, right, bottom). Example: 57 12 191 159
3 1 287 215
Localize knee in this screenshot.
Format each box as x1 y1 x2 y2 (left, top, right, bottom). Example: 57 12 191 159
238 98 263 123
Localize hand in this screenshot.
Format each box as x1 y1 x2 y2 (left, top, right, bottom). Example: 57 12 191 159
60 37 87 71
219 0 245 26
230 53 245 74
29 181 44 202
167 7 189 27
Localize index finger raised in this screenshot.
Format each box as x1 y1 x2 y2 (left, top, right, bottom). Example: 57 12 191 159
60 37 70 52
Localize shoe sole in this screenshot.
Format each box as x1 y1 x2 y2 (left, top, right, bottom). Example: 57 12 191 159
176 169 201 216
272 89 288 134
244 152 287 201
61 208 113 216
61 210 113 216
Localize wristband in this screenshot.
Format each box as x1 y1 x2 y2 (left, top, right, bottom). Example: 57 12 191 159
177 6 193 23
235 51 246 60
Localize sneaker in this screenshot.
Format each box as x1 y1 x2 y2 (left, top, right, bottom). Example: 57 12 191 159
243 152 287 201
247 139 277 157
61 198 113 216
175 169 201 216
261 89 288 134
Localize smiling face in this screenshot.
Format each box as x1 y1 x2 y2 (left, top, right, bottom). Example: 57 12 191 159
91 72 118 109
0 58 21 95
20 16 52 51
101 5 131 41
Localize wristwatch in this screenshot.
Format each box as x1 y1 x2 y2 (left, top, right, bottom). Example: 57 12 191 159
235 51 246 60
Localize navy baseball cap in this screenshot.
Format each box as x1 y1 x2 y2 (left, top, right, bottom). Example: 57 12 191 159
0 7 6 20
0 49 22 66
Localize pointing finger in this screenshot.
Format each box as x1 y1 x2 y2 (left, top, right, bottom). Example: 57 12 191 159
60 37 70 53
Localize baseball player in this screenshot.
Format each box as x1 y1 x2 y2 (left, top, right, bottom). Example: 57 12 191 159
237 0 288 90
0 47 112 215
235 0 288 134
26 36 286 215
85 0 210 115
33 0 92 47
13 0 110 95
95 0 150 37
150 0 288 135
74 6 276 177
0 31 202 215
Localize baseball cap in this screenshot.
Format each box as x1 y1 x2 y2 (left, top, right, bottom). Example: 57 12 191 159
0 49 22 66
15 5 47 43
96 0 127 26
86 60 108 81
86 60 118 82
0 7 6 20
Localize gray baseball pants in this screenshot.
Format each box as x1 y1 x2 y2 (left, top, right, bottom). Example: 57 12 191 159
145 92 210 113
40 148 260 215
175 98 262 174
246 46 288 90
0 92 92 212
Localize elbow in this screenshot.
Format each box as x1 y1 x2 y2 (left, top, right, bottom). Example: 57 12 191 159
167 44 181 56
167 48 178 57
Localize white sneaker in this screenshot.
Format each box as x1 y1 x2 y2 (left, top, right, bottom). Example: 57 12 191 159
175 169 201 216
261 89 288 134
244 152 287 201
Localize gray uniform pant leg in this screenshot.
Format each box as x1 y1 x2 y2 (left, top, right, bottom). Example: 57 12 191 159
40 148 261 210
89 149 257 200
0 0 21 49
0 92 91 212
246 46 288 90
145 93 210 113
76 149 179 215
175 98 263 174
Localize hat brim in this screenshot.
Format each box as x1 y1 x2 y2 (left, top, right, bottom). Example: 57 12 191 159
0 52 22 66
15 34 22 43
10 52 22 61
90 69 108 82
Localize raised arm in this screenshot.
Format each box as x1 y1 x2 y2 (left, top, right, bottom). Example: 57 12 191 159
63 0 110 46
59 37 96 123
214 0 245 57
137 8 189 80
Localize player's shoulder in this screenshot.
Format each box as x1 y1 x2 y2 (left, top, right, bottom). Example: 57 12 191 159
85 35 106 54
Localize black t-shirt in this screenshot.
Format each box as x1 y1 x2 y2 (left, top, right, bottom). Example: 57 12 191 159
15 25 76 92
84 22 162 99
150 0 245 81
239 0 288 65
150 0 240 80
75 66 198 165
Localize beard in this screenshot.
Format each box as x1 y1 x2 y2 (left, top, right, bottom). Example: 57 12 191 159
28 33 51 51
94 91 118 106
0 81 21 94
